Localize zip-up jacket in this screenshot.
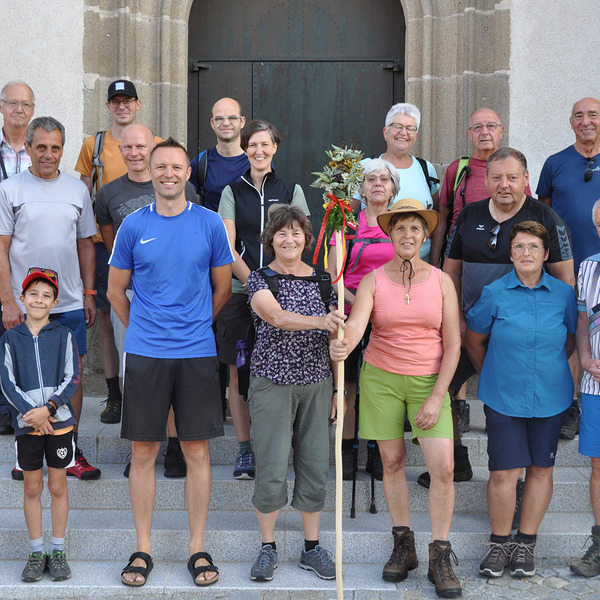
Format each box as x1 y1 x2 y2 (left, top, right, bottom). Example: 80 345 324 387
229 169 296 271
0 320 79 435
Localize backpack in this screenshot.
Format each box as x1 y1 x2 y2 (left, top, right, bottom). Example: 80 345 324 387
90 131 106 202
443 156 471 239
370 154 440 196
236 267 333 396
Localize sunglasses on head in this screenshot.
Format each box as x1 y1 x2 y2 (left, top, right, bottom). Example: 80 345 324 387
27 266 58 284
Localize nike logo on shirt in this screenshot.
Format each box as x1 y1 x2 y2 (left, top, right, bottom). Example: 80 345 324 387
140 237 157 244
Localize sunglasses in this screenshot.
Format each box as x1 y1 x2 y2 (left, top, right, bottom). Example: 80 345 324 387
488 224 501 252
27 266 58 285
585 158 595 183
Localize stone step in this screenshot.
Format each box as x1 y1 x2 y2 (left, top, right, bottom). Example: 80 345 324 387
0 465 591 515
0 508 593 562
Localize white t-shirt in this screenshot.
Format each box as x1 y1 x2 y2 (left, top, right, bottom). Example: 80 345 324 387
0 169 97 313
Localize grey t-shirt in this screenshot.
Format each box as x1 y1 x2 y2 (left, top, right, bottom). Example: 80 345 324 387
0 169 97 313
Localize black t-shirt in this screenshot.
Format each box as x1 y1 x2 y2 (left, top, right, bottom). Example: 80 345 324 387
446 195 573 312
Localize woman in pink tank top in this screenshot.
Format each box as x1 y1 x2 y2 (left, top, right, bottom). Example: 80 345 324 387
330 198 461 597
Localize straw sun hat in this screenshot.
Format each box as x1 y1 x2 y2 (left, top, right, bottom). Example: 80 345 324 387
377 198 439 236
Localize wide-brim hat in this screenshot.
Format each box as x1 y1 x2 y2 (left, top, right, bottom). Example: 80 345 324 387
377 198 439 236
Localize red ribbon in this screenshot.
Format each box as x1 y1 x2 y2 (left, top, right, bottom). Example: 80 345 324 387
312 193 354 284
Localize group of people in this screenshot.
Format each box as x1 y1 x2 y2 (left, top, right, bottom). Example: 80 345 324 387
0 76 599 599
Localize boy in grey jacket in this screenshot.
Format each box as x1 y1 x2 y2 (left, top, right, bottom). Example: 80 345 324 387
0 268 80 582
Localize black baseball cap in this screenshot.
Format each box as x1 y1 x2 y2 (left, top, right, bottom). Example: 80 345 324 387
107 80 138 101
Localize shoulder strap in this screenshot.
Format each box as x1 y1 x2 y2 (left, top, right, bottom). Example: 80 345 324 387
90 131 106 199
256 267 332 306
453 156 471 193
415 156 440 192
196 149 209 201
0 150 7 181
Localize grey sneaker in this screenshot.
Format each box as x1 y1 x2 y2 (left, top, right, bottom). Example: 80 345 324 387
250 544 278 581
21 552 47 582
510 541 535 577
47 549 72 581
570 535 600 577
233 449 255 479
299 545 335 580
479 540 514 577
560 405 580 440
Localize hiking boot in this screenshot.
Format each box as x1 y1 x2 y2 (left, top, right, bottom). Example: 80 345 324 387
455 399 470 434
479 539 514 578
163 441 187 478
100 393 122 424
233 449 255 480
11 467 24 481
512 479 525 530
366 441 383 480
560 405 580 440
342 446 355 480
250 544 278 581
382 526 418 582
428 540 461 598
0 412 14 434
570 534 600 577
67 448 101 480
510 540 536 577
47 549 72 581
299 545 335 579
418 444 473 488
21 552 47 582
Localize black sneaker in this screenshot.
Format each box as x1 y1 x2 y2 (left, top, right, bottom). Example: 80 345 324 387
510 540 536 577
163 442 187 478
560 405 580 440
11 467 24 481
479 540 514 577
100 393 122 424
233 449 255 480
0 412 13 434
418 444 473 488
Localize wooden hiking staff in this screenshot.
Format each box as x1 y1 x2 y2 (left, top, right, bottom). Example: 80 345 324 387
334 228 345 598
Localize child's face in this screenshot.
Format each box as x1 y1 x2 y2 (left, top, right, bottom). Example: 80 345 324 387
20 280 58 319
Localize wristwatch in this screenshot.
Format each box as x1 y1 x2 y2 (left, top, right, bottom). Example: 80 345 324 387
45 402 57 417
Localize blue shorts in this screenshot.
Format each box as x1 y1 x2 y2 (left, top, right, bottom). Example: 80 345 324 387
95 242 110 310
484 404 566 470
580 393 600 457
50 309 87 355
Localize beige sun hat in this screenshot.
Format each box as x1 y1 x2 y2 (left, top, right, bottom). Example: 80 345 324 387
377 198 440 236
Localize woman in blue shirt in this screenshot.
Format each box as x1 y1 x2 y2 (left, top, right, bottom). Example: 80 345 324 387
465 221 576 580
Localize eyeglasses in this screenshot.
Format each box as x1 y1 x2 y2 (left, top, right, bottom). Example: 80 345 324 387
27 266 58 284
468 122 501 133
488 224 501 251
585 158 595 183
211 115 243 124
2 100 34 111
387 123 418 133
109 98 136 108
511 243 543 254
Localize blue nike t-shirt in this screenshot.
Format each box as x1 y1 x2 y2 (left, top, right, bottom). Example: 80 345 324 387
109 201 234 358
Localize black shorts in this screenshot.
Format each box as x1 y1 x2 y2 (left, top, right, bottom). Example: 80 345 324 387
345 324 372 383
95 242 110 310
16 430 75 471
121 354 224 442
215 293 252 365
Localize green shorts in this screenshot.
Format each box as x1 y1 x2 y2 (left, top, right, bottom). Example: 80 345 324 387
358 361 453 444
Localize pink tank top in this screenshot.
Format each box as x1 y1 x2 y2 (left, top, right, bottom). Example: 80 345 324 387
363 265 444 375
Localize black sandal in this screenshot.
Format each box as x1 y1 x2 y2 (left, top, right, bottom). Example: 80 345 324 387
188 551 219 586
121 551 153 587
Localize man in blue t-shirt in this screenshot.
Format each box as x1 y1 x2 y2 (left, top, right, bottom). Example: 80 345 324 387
108 138 233 587
189 97 249 211
537 96 600 439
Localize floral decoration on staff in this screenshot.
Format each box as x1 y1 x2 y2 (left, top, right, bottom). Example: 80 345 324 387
311 145 364 279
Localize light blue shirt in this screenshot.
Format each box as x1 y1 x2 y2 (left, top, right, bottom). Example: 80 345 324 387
467 268 576 418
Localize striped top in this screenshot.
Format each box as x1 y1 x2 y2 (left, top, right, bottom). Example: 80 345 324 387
578 253 600 396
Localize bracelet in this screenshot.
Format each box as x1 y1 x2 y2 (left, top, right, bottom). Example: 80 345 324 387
83 289 97 296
